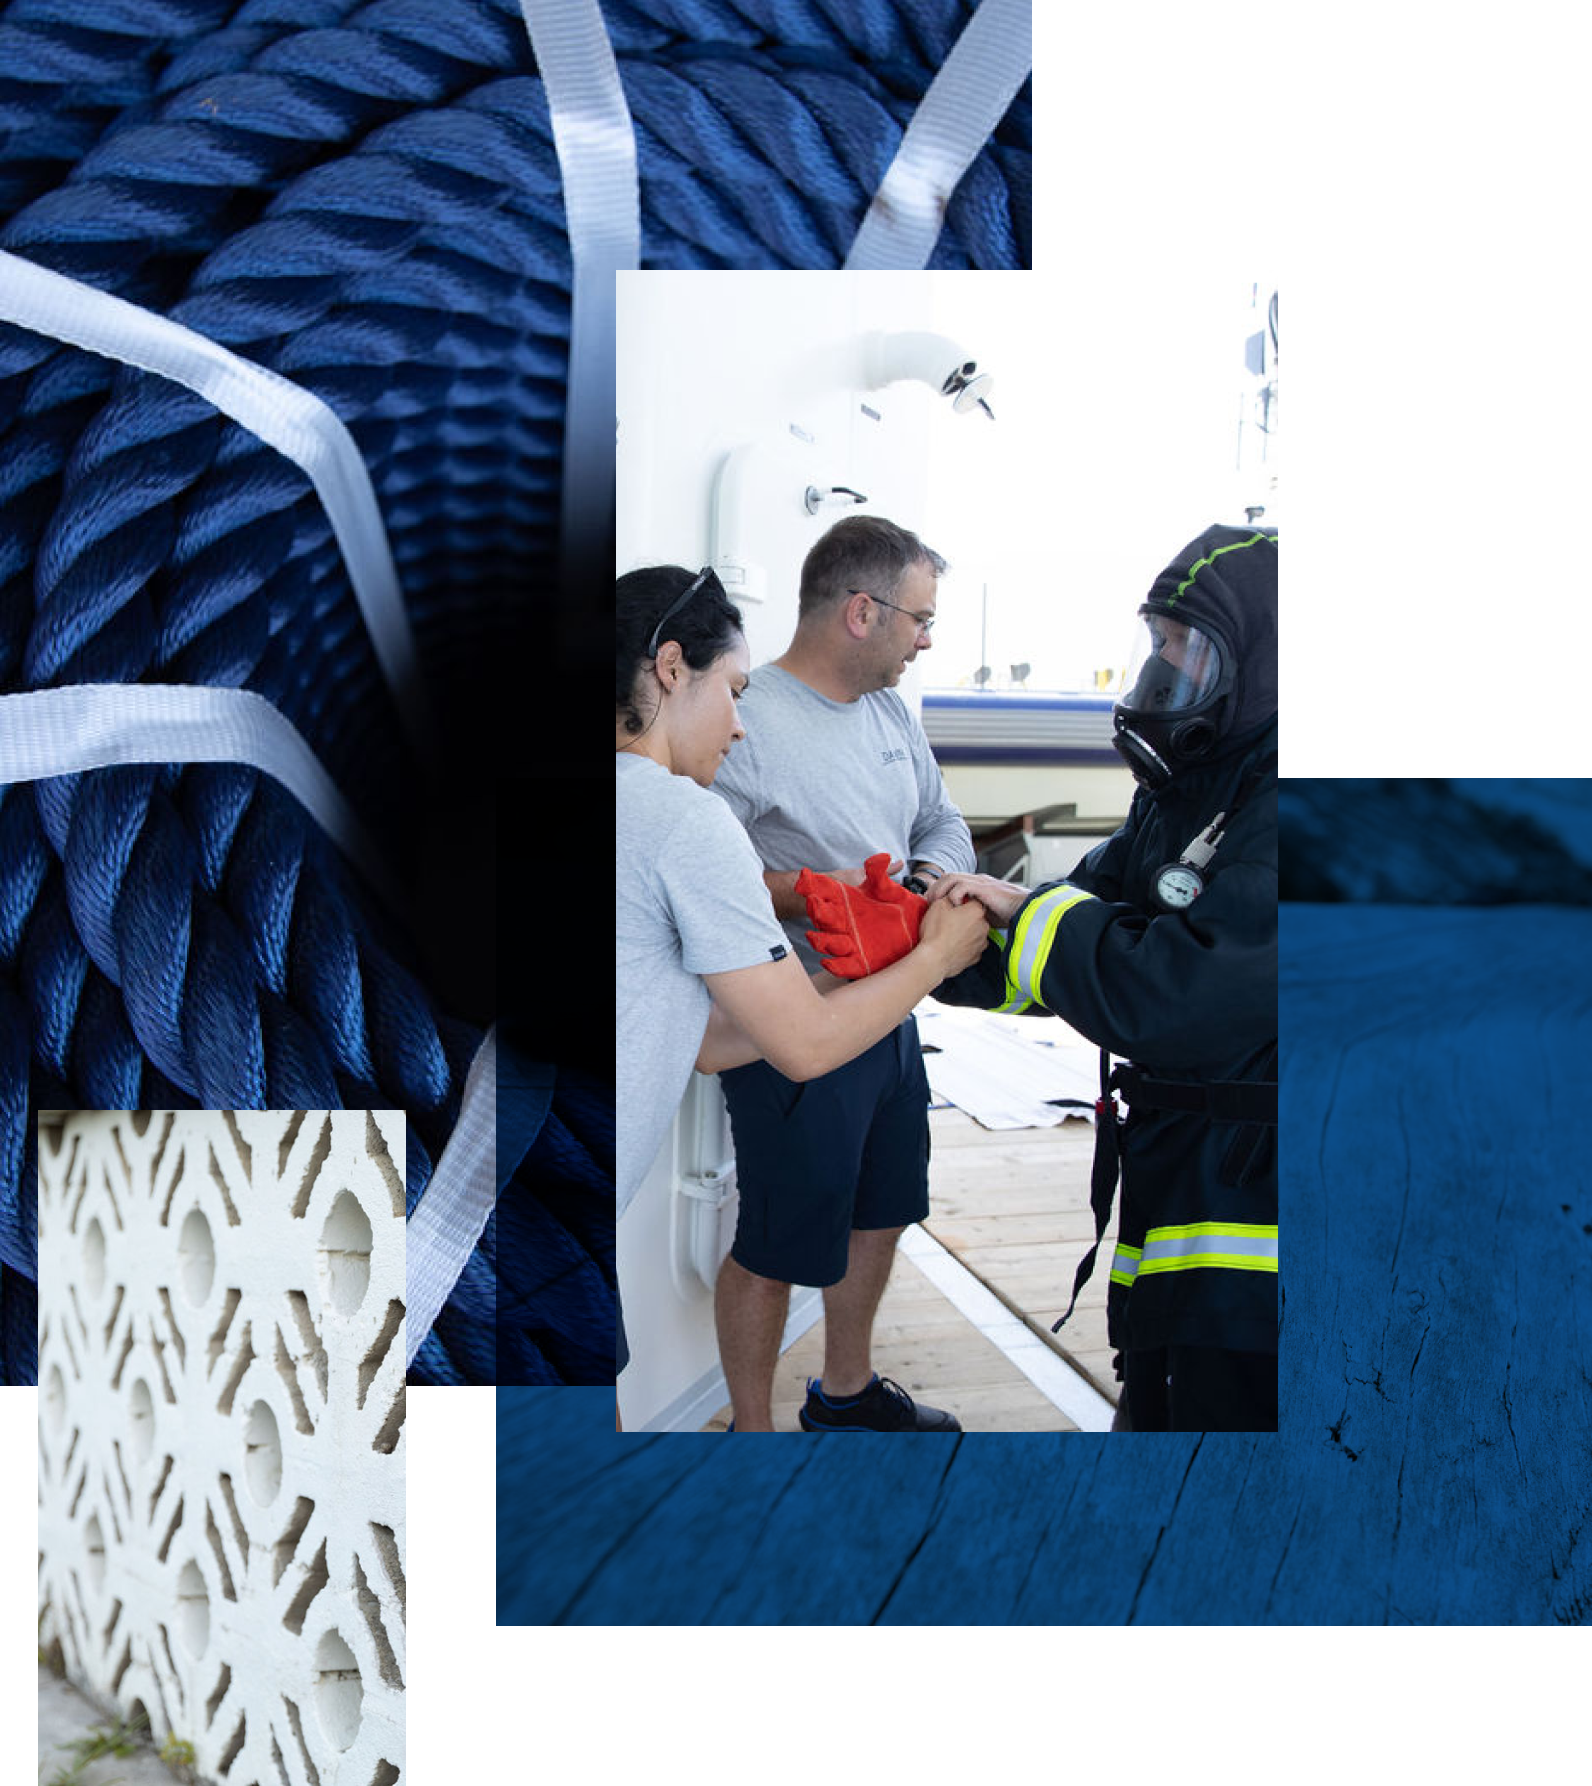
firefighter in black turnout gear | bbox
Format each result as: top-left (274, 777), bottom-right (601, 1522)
top-left (927, 524), bottom-right (1277, 1431)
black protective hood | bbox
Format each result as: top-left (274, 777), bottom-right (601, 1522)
top-left (1144, 523), bottom-right (1277, 740)
top-left (1114, 524), bottom-right (1277, 785)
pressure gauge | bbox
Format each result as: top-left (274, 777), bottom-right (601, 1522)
top-left (1153, 862), bottom-right (1206, 911)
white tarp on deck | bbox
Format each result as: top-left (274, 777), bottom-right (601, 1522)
top-left (916, 996), bottom-right (1101, 1129)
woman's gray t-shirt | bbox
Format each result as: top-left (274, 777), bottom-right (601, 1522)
top-left (616, 752), bottom-right (789, 1216)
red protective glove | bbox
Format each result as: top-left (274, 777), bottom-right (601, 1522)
top-left (796, 852), bottom-right (927, 979)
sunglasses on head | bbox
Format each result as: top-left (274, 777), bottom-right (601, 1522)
top-left (647, 566), bottom-right (715, 659)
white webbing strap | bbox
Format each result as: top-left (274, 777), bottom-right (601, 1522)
top-left (0, 683), bottom-right (399, 910)
top-left (844, 0), bottom-right (1032, 270)
top-left (406, 1026), bottom-right (509, 1368)
top-left (519, 0), bottom-right (639, 584)
top-left (0, 249), bottom-right (435, 762)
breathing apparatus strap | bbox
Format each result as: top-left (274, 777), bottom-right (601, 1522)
top-left (1052, 1047), bottom-right (1279, 1335)
top-left (1052, 1046), bottom-right (1122, 1333)
top-left (1110, 1067), bottom-right (1277, 1125)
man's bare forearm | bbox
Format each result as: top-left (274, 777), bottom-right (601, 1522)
top-left (762, 868), bottom-right (805, 921)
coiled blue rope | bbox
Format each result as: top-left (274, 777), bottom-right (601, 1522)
top-left (0, 0), bottom-right (1028, 1385)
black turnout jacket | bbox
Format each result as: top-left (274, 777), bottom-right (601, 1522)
top-left (936, 720), bottom-right (1277, 1357)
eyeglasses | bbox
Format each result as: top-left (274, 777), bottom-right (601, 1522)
top-left (647, 566), bottom-right (713, 658)
top-left (848, 589), bottom-right (936, 635)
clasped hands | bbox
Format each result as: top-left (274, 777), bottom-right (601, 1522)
top-left (797, 852), bottom-right (992, 980)
top-left (921, 870), bottom-right (1028, 927)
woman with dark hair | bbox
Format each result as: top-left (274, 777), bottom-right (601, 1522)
top-left (615, 564), bottom-right (988, 1424)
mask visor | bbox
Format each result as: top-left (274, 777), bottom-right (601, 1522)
top-left (1118, 609), bottom-right (1225, 715)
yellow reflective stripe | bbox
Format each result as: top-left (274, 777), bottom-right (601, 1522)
top-left (1005, 883), bottom-right (1096, 1009)
top-left (1137, 1222), bottom-right (1277, 1276)
top-left (1108, 1242), bottom-right (1141, 1287)
top-left (990, 923), bottom-right (1034, 1013)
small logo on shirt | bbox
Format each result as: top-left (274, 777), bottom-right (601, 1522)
top-left (769, 944), bottom-right (788, 961)
top-left (880, 747), bottom-right (908, 765)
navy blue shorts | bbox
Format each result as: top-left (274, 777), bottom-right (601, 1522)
top-left (720, 1017), bottom-right (930, 1288)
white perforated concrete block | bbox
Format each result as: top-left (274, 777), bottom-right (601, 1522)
top-left (38, 1111), bottom-right (406, 1786)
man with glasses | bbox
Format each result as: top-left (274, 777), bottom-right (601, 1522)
top-left (709, 515), bottom-right (975, 1430)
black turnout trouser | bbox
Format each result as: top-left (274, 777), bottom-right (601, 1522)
top-left (1120, 1344), bottom-right (1277, 1433)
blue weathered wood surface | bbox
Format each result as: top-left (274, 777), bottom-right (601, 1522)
top-left (1279, 779), bottom-right (1592, 903)
top-left (499, 903), bottom-right (1592, 1624)
top-left (1277, 903), bottom-right (1591, 1622)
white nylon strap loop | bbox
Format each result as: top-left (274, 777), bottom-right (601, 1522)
top-left (844, 0), bottom-right (1032, 270)
top-left (405, 1026), bottom-right (502, 1368)
top-left (0, 249), bottom-right (435, 761)
top-left (519, 0), bottom-right (639, 582)
top-left (0, 683), bottom-right (398, 909)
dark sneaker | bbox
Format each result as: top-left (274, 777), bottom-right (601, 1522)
top-left (798, 1374), bottom-right (962, 1431)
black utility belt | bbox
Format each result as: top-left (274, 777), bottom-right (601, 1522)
top-left (1112, 1065), bottom-right (1277, 1125)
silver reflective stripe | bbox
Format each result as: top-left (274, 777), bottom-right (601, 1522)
top-left (1138, 1226), bottom-right (1278, 1274)
top-left (1005, 883), bottom-right (1096, 1009)
top-left (984, 925), bottom-right (1033, 1014)
top-left (1109, 1245), bottom-right (1140, 1285)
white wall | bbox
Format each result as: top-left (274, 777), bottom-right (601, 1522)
top-left (618, 269), bottom-right (948, 678)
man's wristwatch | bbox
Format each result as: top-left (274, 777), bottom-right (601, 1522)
top-left (902, 866), bottom-right (942, 897)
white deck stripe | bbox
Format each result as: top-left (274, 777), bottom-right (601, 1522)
top-left (897, 1222), bottom-right (1115, 1431)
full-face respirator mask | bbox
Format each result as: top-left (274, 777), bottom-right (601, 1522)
top-left (1111, 607), bottom-right (1235, 790)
